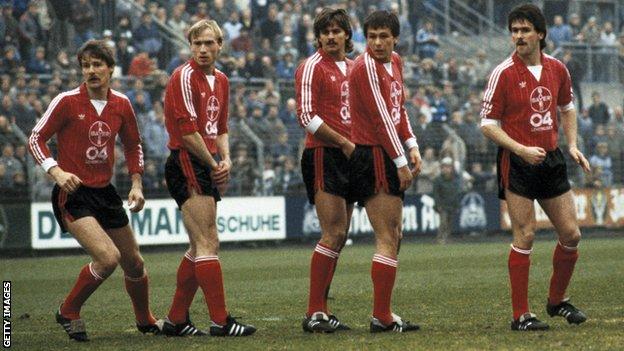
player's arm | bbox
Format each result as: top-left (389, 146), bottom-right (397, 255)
top-left (479, 67), bottom-right (545, 165)
top-left (118, 101), bottom-right (145, 211)
top-left (28, 95), bottom-right (82, 193)
top-left (171, 70), bottom-right (219, 170)
top-left (213, 133), bottom-right (231, 185)
top-left (558, 64), bottom-right (590, 173)
top-left (181, 132), bottom-right (219, 170)
top-left (560, 107), bottom-right (590, 173)
top-left (356, 57), bottom-right (411, 190)
top-left (295, 62), bottom-right (354, 157)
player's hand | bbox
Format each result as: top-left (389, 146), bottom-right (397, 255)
top-left (408, 147), bottom-right (422, 176)
top-left (341, 141), bottom-right (355, 159)
top-left (518, 146), bottom-right (546, 165)
top-left (211, 158), bottom-right (232, 185)
top-left (569, 146), bottom-right (591, 173)
top-left (50, 167), bottom-right (82, 194)
top-left (127, 187), bottom-right (145, 212)
top-left (397, 165), bottom-right (413, 192)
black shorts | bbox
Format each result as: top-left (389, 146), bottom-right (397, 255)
top-left (165, 149), bottom-right (221, 208)
top-left (348, 145), bottom-right (403, 206)
top-left (52, 184), bottom-right (129, 233)
top-left (301, 147), bottom-right (353, 204)
top-left (497, 147), bottom-right (571, 200)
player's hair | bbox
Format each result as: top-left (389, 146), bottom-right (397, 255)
top-left (77, 40), bottom-right (115, 68)
top-left (313, 8), bottom-right (353, 53)
top-left (187, 19), bottom-right (223, 45)
top-left (508, 4), bottom-right (547, 50)
top-left (363, 10), bottom-right (400, 38)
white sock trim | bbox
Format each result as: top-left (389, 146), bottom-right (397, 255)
top-left (510, 244), bottom-right (532, 255)
top-left (314, 244), bottom-right (339, 259)
top-left (558, 241), bottom-right (578, 251)
top-left (195, 255), bottom-right (219, 262)
top-left (184, 251), bottom-right (196, 261)
top-left (88, 262), bottom-right (104, 281)
top-left (372, 254), bottom-right (398, 267)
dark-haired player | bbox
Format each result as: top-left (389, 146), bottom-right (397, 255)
top-left (480, 4), bottom-right (590, 331)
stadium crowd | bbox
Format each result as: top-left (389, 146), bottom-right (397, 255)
top-left (1, 0), bottom-right (623, 200)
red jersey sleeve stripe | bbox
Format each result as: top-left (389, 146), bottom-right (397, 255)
top-left (29, 88), bottom-right (79, 164)
top-left (364, 54), bottom-right (403, 156)
top-left (300, 53), bottom-right (321, 126)
top-left (480, 58), bottom-right (513, 119)
top-left (181, 64), bottom-right (197, 120)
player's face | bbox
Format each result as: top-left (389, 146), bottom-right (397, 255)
top-left (318, 23), bottom-right (347, 59)
top-left (366, 27), bottom-right (397, 63)
top-left (510, 19), bottom-right (543, 57)
top-left (81, 55), bottom-right (113, 91)
top-left (190, 28), bottom-right (222, 72)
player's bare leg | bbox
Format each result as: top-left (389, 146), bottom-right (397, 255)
top-left (177, 192), bottom-right (256, 336)
top-left (538, 191), bottom-right (587, 324)
top-left (365, 192), bottom-right (419, 332)
top-left (107, 225), bottom-right (159, 332)
top-left (505, 189), bottom-right (548, 330)
top-left (56, 217), bottom-right (119, 341)
top-left (304, 190), bottom-right (352, 332)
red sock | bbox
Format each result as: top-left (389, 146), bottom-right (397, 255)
top-left (307, 243), bottom-right (339, 316)
top-left (195, 256), bottom-right (228, 325)
top-left (125, 272), bottom-right (157, 325)
top-left (60, 263), bottom-right (104, 319)
top-left (508, 246), bottom-right (531, 320)
top-left (168, 252), bottom-right (199, 324)
top-left (371, 254), bottom-right (397, 325)
top-left (548, 242), bottom-right (579, 305)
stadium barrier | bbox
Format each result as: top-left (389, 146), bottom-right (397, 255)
top-left (2, 188), bottom-right (622, 251)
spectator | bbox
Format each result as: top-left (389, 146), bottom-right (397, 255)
top-left (588, 91), bottom-right (610, 126)
top-left (0, 143), bottom-right (21, 180)
top-left (51, 49), bottom-right (73, 75)
top-left (277, 35), bottom-right (299, 62)
top-left (0, 114), bottom-right (26, 147)
top-left (270, 131), bottom-right (293, 160)
top-left (412, 112), bottom-right (431, 150)
top-left (549, 15), bottom-right (571, 48)
top-left (473, 50), bottom-right (491, 86)
top-left (433, 157), bottom-right (462, 244)
top-left (222, 10), bottom-right (242, 41)
top-left (128, 50), bottom-right (155, 78)
top-left (113, 14), bottom-right (133, 42)
top-left (611, 106), bottom-right (624, 135)
top-left (276, 52), bottom-right (296, 79)
top-left (259, 4), bottom-right (282, 49)
top-left (414, 147), bottom-right (440, 194)
top-left (18, 1), bottom-right (42, 59)
top-left (257, 80), bottom-right (281, 106)
top-left (230, 143), bottom-right (258, 196)
top-left (13, 91), bottom-right (37, 133)
top-left (230, 27), bottom-right (252, 57)
top-left (167, 3), bottom-right (188, 37)
top-left (430, 88), bottom-right (449, 123)
top-left (275, 156), bottom-right (303, 195)
top-left (133, 12), bottom-right (162, 56)
top-left (115, 36), bottom-right (135, 75)
top-left (562, 50), bottom-right (584, 110)
top-left (2, 4), bottom-right (19, 49)
top-left (580, 16), bottom-right (600, 44)
top-left (416, 20), bottom-right (439, 59)
top-left (70, 0), bottom-right (95, 48)
top-left (209, 0), bottom-right (231, 28)
top-left (26, 45), bottom-right (51, 74)
top-left (589, 142), bottom-right (613, 187)
top-left (166, 48), bottom-right (190, 74)
top-left (568, 13), bottom-right (582, 40)
top-left (600, 21), bottom-right (617, 46)
top-left (1, 45), bottom-right (21, 75)
top-left (141, 101), bottom-right (168, 163)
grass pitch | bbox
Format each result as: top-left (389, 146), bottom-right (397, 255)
top-left (3, 236), bottom-right (623, 350)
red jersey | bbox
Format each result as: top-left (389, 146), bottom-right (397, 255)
top-left (295, 49), bottom-right (352, 148)
top-left (349, 50), bottom-right (416, 166)
top-left (480, 52), bottom-right (574, 151)
top-left (29, 83), bottom-right (144, 187)
top-left (164, 59), bottom-right (229, 154)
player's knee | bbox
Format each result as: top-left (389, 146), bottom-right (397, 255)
top-left (125, 255), bottom-right (145, 278)
top-left (560, 228), bottom-right (581, 247)
top-left (97, 250), bottom-right (121, 277)
top-left (320, 231), bottom-right (346, 251)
